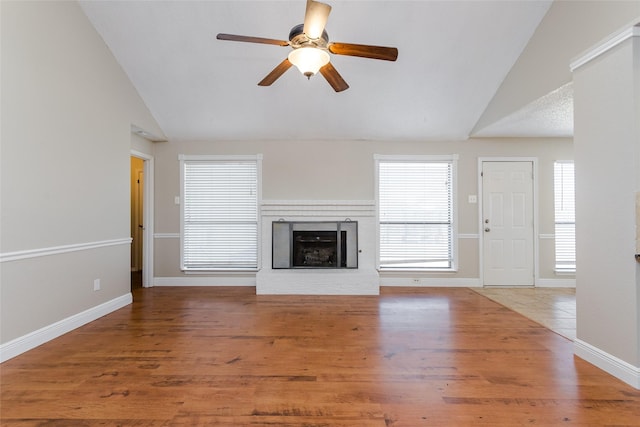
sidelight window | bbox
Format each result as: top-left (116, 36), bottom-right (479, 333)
top-left (554, 161), bottom-right (575, 272)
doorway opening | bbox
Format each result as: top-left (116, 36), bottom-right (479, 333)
top-left (130, 151), bottom-right (154, 289)
top-left (131, 156), bottom-right (144, 289)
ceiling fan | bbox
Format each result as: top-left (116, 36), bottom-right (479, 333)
top-left (216, 0), bottom-right (398, 92)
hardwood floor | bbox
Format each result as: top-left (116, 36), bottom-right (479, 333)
top-left (2, 287), bottom-right (639, 426)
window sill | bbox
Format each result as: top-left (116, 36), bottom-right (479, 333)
top-left (378, 268), bottom-right (458, 274)
top-left (182, 269), bottom-right (258, 275)
top-left (554, 269), bottom-right (576, 276)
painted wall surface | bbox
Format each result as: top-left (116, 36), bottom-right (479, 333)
top-left (0, 1), bottom-right (162, 344)
top-left (476, 0), bottom-right (640, 132)
top-left (573, 36), bottom-right (640, 366)
top-left (152, 138), bottom-right (573, 282)
top-left (131, 133), bottom-right (154, 156)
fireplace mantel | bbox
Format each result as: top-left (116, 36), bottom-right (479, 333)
top-left (261, 200), bottom-right (376, 218)
top-left (257, 200), bottom-right (379, 295)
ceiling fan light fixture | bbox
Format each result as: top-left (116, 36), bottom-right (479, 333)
top-left (288, 47), bottom-right (330, 78)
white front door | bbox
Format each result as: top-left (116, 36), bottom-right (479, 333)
top-left (482, 161), bottom-right (534, 286)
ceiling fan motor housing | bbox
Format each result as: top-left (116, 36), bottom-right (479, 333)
top-left (289, 23), bottom-right (329, 49)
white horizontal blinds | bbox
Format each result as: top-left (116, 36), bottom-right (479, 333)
top-left (183, 160), bottom-right (258, 270)
top-left (379, 161), bottom-right (453, 269)
top-left (554, 161), bottom-right (576, 271)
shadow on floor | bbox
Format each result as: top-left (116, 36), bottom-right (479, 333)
top-left (131, 270), bottom-right (143, 290)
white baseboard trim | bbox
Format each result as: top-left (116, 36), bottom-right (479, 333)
top-left (536, 278), bottom-right (576, 288)
top-left (380, 277), bottom-right (482, 287)
top-left (0, 293), bottom-right (132, 363)
top-left (574, 338), bottom-right (640, 389)
top-left (153, 276), bottom-right (256, 286)
top-left (153, 276), bottom-right (568, 289)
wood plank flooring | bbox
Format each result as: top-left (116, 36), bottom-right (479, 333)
top-left (2, 286), bottom-right (639, 426)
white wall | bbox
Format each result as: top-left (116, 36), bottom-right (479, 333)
top-left (572, 27), bottom-right (640, 387)
top-left (0, 1), bottom-right (162, 353)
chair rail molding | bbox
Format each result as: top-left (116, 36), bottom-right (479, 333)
top-left (0, 238), bottom-right (132, 263)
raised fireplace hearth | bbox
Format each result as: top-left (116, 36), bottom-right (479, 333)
top-left (272, 221), bottom-right (357, 269)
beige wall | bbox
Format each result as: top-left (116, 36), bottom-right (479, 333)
top-left (1, 1), bottom-right (162, 344)
top-left (152, 137), bottom-right (573, 282)
top-left (573, 32), bottom-right (640, 369)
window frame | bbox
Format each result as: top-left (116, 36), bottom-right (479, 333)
top-left (554, 160), bottom-right (576, 273)
top-left (374, 154), bottom-right (458, 272)
top-left (179, 154), bottom-right (262, 272)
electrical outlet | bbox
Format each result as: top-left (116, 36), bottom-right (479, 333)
top-left (412, 278), bottom-right (420, 284)
top-left (93, 278), bottom-right (101, 291)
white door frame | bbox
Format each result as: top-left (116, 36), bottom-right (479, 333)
top-left (477, 157), bottom-right (539, 287)
top-left (131, 150), bottom-right (154, 288)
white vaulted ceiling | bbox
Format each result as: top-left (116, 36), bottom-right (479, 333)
top-left (79, 0), bottom-right (556, 142)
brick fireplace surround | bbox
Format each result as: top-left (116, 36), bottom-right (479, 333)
top-left (256, 200), bottom-right (379, 295)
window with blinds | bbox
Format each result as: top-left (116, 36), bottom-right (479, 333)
top-left (180, 155), bottom-right (261, 271)
top-left (376, 156), bottom-right (456, 270)
top-left (554, 161), bottom-right (575, 272)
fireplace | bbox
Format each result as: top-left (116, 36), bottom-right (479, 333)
top-left (293, 230), bottom-right (342, 267)
top-left (272, 221), bottom-right (358, 269)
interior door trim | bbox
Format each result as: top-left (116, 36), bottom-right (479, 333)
top-left (131, 150), bottom-right (154, 288)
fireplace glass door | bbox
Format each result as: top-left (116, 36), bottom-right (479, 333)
top-left (272, 221), bottom-right (357, 269)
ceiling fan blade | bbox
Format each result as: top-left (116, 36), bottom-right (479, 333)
top-left (303, 0), bottom-right (331, 40)
top-left (319, 62), bottom-right (349, 92)
top-left (328, 42), bottom-right (398, 61)
top-left (217, 33), bottom-right (289, 47)
top-left (258, 58), bottom-right (293, 86)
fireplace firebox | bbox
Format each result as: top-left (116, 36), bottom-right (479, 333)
top-left (272, 221), bottom-right (357, 269)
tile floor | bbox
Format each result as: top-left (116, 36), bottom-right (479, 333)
top-left (472, 287), bottom-right (576, 340)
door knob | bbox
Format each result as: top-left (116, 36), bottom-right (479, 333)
top-left (484, 227), bottom-right (490, 232)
